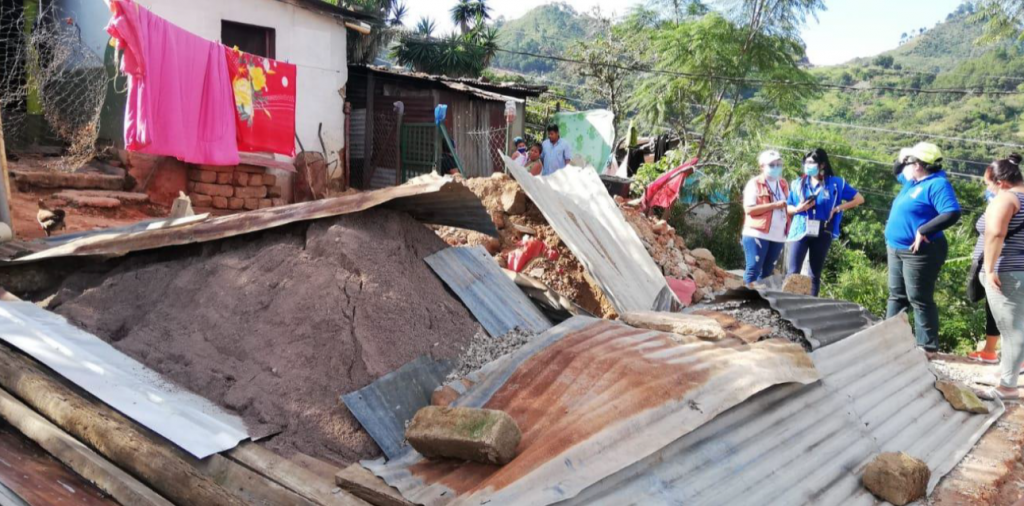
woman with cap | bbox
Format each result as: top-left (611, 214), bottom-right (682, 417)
top-left (785, 148), bottom-right (865, 296)
top-left (510, 137), bottom-right (528, 167)
top-left (978, 154), bottom-right (1024, 400)
top-left (741, 150), bottom-right (790, 285)
top-left (885, 142), bottom-right (962, 352)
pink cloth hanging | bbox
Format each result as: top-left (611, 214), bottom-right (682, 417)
top-left (642, 157), bottom-right (699, 212)
top-left (107, 1), bottom-right (239, 166)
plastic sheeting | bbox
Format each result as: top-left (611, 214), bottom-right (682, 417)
top-left (553, 110), bottom-right (615, 172)
top-left (562, 314), bottom-right (1003, 505)
top-left (365, 315), bottom-right (820, 506)
top-left (504, 154), bottom-right (678, 314)
top-left (0, 302), bottom-right (250, 459)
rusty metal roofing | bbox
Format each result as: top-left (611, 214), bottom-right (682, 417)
top-left (559, 314), bottom-right (1003, 506)
top-left (6, 175), bottom-right (496, 263)
top-left (714, 282), bottom-right (879, 349)
top-left (426, 246), bottom-right (551, 338)
top-left (357, 65), bottom-right (548, 97)
top-left (503, 155), bottom-right (679, 315)
top-left (364, 316), bottom-right (820, 506)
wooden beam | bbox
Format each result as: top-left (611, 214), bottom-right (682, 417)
top-left (335, 464), bottom-right (414, 506)
top-left (0, 343), bottom-right (248, 506)
top-left (226, 443), bottom-right (370, 506)
top-left (0, 107), bottom-right (15, 234)
top-left (0, 387), bottom-right (172, 506)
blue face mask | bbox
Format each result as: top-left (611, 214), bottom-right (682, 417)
top-left (767, 166), bottom-right (783, 179)
top-left (517, 147), bottom-right (527, 154)
top-left (803, 164), bottom-right (819, 177)
top-left (985, 189), bottom-right (997, 202)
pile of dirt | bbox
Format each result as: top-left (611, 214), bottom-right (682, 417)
top-left (434, 174), bottom-right (616, 317)
top-left (47, 208), bottom-right (481, 465)
top-left (434, 173), bottom-right (733, 315)
top-left (616, 199), bottom-right (733, 302)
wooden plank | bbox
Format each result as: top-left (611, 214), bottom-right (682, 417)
top-left (0, 421), bottom-right (118, 506)
top-left (335, 464), bottom-right (414, 506)
top-left (289, 453), bottom-right (343, 482)
top-left (225, 443), bottom-right (369, 506)
top-left (0, 387), bottom-right (172, 506)
top-left (0, 343), bottom-right (247, 506)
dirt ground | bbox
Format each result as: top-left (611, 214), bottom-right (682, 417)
top-left (47, 209), bottom-right (482, 466)
top-left (931, 355), bottom-right (1024, 505)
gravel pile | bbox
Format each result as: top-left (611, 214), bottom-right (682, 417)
top-left (447, 327), bottom-right (536, 381)
top-left (703, 299), bottom-right (809, 349)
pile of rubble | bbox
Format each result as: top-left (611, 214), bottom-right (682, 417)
top-left (434, 173), bottom-right (734, 314)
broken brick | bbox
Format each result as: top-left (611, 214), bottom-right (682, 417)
top-left (216, 172), bottom-right (231, 185)
top-left (228, 197), bottom-right (245, 210)
top-left (232, 172), bottom-right (249, 187)
top-left (406, 406), bottom-right (521, 465)
top-left (235, 185), bottom-right (267, 199)
top-left (188, 169), bottom-right (217, 184)
top-left (248, 174), bottom-right (264, 186)
top-left (212, 196), bottom-right (229, 209)
top-left (188, 193), bottom-right (213, 207)
top-left (192, 183), bottom-right (234, 197)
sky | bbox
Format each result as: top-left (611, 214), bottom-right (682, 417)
top-left (402, 0), bottom-right (968, 66)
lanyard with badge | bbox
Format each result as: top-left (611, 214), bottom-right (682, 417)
top-left (802, 178), bottom-right (823, 238)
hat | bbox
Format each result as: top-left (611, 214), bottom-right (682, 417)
top-left (758, 150), bottom-right (782, 166)
top-left (900, 142), bottom-right (943, 166)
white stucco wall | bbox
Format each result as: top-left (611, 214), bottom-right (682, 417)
top-left (58, 0), bottom-right (348, 160)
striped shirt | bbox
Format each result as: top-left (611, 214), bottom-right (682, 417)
top-left (974, 192), bottom-right (1024, 272)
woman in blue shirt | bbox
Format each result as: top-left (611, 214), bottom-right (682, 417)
top-left (786, 149), bottom-right (865, 296)
top-left (884, 142), bottom-right (962, 352)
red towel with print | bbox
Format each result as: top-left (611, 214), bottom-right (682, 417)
top-left (224, 47), bottom-right (297, 156)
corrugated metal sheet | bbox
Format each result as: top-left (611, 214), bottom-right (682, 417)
top-left (6, 175), bottom-right (496, 263)
top-left (502, 269), bottom-right (592, 324)
top-left (0, 302), bottom-right (250, 459)
top-left (559, 314), bottom-right (1003, 506)
top-left (365, 316), bottom-right (820, 506)
top-left (342, 356), bottom-right (453, 461)
top-left (503, 155), bottom-right (679, 315)
top-left (426, 246), bottom-right (551, 337)
top-left (715, 283), bottom-right (879, 349)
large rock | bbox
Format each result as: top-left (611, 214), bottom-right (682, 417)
top-left (935, 380), bottom-right (989, 414)
top-left (501, 189), bottom-right (527, 215)
top-left (406, 406), bottom-right (521, 465)
top-left (620, 311), bottom-right (726, 341)
top-left (862, 452), bottom-right (930, 506)
top-left (781, 274), bottom-right (813, 295)
top-left (690, 248), bottom-right (715, 263)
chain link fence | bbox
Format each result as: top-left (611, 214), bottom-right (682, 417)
top-left (0, 2), bottom-right (109, 171)
top-left (365, 110), bottom-right (400, 188)
top-left (463, 126), bottom-right (509, 176)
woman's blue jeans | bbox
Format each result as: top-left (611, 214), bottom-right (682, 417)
top-left (742, 236), bottom-right (785, 284)
top-left (787, 233), bottom-right (834, 296)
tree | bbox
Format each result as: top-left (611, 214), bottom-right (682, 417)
top-left (416, 17), bottom-right (436, 37)
top-left (873, 54), bottom-right (895, 68)
top-left (451, 0), bottom-right (491, 34)
top-left (391, 25), bottom-right (498, 77)
top-left (343, 0), bottom-right (406, 63)
top-left (972, 0), bottom-right (1024, 44)
top-left (562, 12), bottom-right (648, 124)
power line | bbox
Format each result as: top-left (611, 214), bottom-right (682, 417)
top-left (771, 115), bottom-right (1024, 150)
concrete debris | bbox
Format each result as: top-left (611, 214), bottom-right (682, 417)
top-left (702, 299), bottom-right (809, 349)
top-left (620, 311), bottom-right (726, 341)
top-left (406, 406), bottom-right (522, 465)
top-left (447, 328), bottom-right (536, 383)
top-left (862, 452), bottom-right (930, 506)
top-left (935, 380), bottom-right (990, 415)
top-left (781, 274), bottom-right (813, 295)
top-left (501, 188), bottom-right (527, 215)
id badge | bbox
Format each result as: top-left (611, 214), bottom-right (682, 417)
top-left (806, 219), bottom-right (821, 238)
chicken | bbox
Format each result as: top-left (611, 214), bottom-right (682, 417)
top-left (37, 205), bottom-right (67, 237)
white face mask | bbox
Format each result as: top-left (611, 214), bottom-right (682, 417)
top-left (902, 164), bottom-right (916, 181)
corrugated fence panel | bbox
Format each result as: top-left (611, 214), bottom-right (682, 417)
top-left (559, 314), bottom-right (1002, 506)
top-left (425, 246), bottom-right (551, 337)
top-left (503, 155), bottom-right (678, 314)
top-left (366, 316), bottom-right (820, 506)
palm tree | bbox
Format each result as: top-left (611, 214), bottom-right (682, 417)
top-left (475, 25), bottom-right (500, 67)
top-left (416, 17), bottom-right (436, 37)
top-left (469, 1), bottom-right (492, 24)
top-left (389, 2), bottom-right (408, 27)
top-left (451, 0), bottom-right (474, 34)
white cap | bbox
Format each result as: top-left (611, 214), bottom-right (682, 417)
top-left (758, 150), bottom-right (782, 167)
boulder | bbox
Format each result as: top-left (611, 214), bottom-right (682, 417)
top-left (406, 406), bottom-right (521, 465)
top-left (935, 380), bottom-right (989, 414)
top-left (862, 452), bottom-right (930, 506)
top-left (691, 248), bottom-right (715, 263)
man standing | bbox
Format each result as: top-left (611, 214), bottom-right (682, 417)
top-left (541, 124), bottom-right (573, 175)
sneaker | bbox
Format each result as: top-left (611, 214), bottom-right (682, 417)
top-left (969, 351), bottom-right (999, 364)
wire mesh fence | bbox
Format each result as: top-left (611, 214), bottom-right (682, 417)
top-left (0, 2), bottom-right (110, 171)
top-left (463, 126), bottom-right (509, 175)
top-left (365, 110), bottom-right (400, 187)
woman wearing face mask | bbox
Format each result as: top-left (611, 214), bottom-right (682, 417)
top-left (885, 142), bottom-right (962, 353)
top-left (969, 166), bottom-right (1007, 364)
top-left (741, 150), bottom-right (790, 285)
top-left (978, 154), bottom-right (1024, 400)
top-left (510, 137), bottom-right (529, 167)
top-left (785, 148), bottom-right (865, 296)
top-left (525, 143), bottom-right (543, 176)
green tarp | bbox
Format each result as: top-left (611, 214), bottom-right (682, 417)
top-left (554, 109), bottom-right (615, 173)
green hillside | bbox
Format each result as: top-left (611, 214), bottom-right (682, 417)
top-left (492, 3), bottom-right (596, 75)
top-left (867, 3), bottom-right (991, 71)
